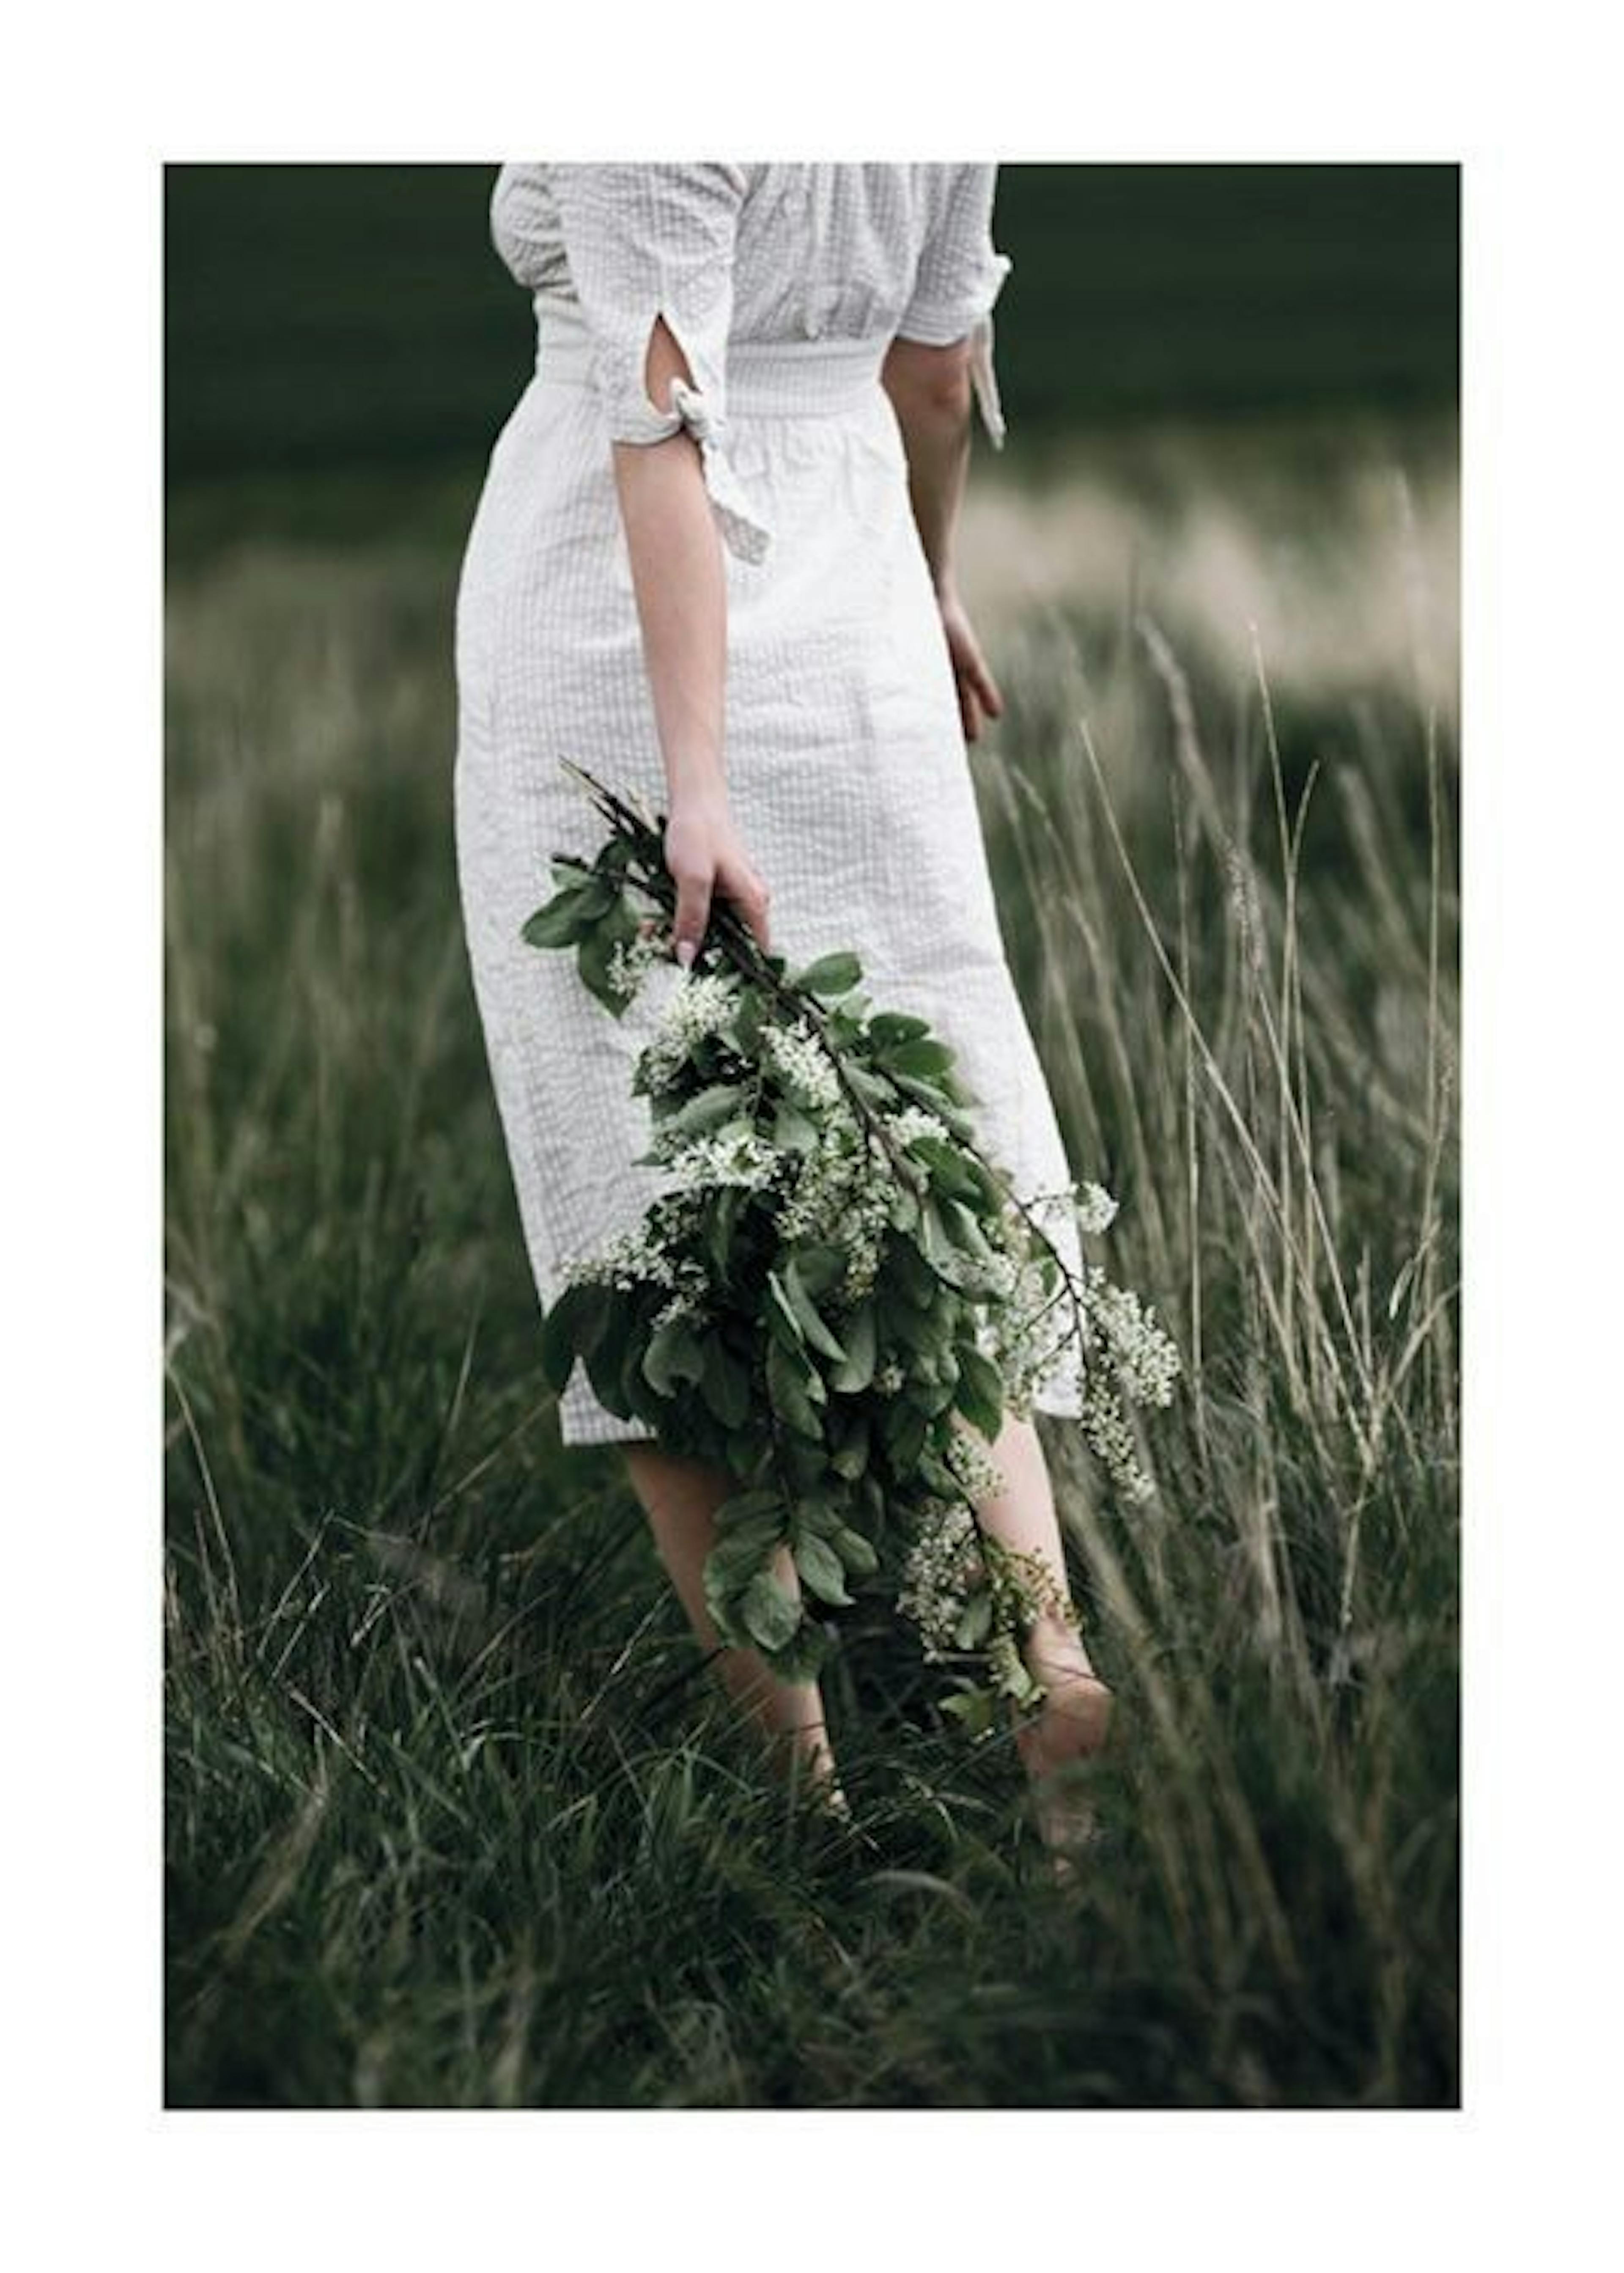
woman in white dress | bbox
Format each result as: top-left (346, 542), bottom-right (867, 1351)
top-left (454, 162), bottom-right (1110, 1844)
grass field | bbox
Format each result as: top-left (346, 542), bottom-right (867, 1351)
top-left (164, 418), bottom-right (1459, 2107)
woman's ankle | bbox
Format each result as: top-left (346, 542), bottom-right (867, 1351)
top-left (1022, 1611), bottom-right (1100, 1693)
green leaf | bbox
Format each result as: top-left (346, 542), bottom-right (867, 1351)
top-left (917, 1197), bottom-right (963, 1277)
top-left (771, 1100), bottom-right (819, 1153)
top-left (995, 1655), bottom-right (1044, 1707)
top-left (730, 990), bottom-right (765, 1057)
top-left (582, 1329), bottom-right (636, 1418)
top-left (653, 1083), bottom-right (748, 1141)
top-left (722, 1438), bottom-right (760, 1485)
top-left (917, 1450), bottom-right (963, 1499)
top-left (942, 1198), bottom-right (996, 1260)
top-left (941, 1688), bottom-right (998, 1739)
top-left (914, 1205), bottom-right (977, 1293)
top-left (887, 1237), bottom-right (938, 1308)
top-left (764, 1270), bottom-right (807, 1353)
top-left (699, 1337), bottom-right (751, 1428)
top-left (703, 1185), bottom-right (748, 1278)
top-left (767, 1337), bottom-right (825, 1439)
top-left (887, 1291), bottom-right (936, 1357)
top-left (843, 1061), bottom-right (897, 1110)
top-left (888, 1036), bottom-right (956, 1079)
top-left (768, 1623), bottom-right (832, 1683)
top-left (829, 1303), bottom-right (876, 1394)
top-left (704, 1560), bottom-right (749, 1646)
top-left (917, 1372), bottom-right (959, 1418)
top-left (538, 1281), bottom-right (602, 1393)
top-left (792, 951), bottom-right (863, 998)
top-left (521, 886), bottom-right (592, 950)
top-left (575, 873), bottom-right (620, 917)
top-left (953, 1342), bottom-right (1005, 1440)
top-left (791, 1243), bottom-right (845, 1298)
top-left (779, 1429), bottom-right (831, 1495)
top-left (896, 1072), bottom-right (974, 1121)
top-left (577, 914), bottom-right (635, 1017)
top-left (906, 1133), bottom-right (980, 1201)
top-left (740, 1570), bottom-right (802, 1654)
top-left (881, 1396), bottom-right (929, 1473)
top-left (869, 1011), bottom-right (931, 1048)
top-left (831, 1525), bottom-right (879, 1578)
top-left (642, 1315), bottom-right (705, 1398)
top-left (715, 1487), bottom-right (782, 1531)
top-left (793, 1533), bottom-right (853, 1608)
top-left (702, 1565), bottom-right (732, 1628)
top-left (953, 1592), bottom-right (995, 1649)
top-left (887, 1183), bottom-right (922, 1233)
top-left (708, 1513), bottom-right (785, 1576)
top-left (829, 1408), bottom-right (870, 1480)
top-left (782, 1258), bottom-right (847, 1363)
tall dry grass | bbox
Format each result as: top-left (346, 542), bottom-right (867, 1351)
top-left (165, 430), bottom-right (1457, 2106)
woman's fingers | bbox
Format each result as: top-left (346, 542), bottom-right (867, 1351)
top-left (669, 858), bottom-right (713, 969)
top-left (972, 649), bottom-right (1004, 719)
top-left (957, 644), bottom-right (1003, 742)
top-left (668, 855), bottom-right (771, 966)
top-left (663, 800), bottom-right (772, 966)
top-left (941, 595), bottom-right (1004, 745)
top-left (720, 859), bottom-right (772, 951)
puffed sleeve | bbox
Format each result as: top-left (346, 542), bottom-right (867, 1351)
top-left (548, 162), bottom-right (771, 565)
top-left (895, 163), bottom-right (1014, 451)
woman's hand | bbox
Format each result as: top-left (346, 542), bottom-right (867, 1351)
top-left (938, 583), bottom-right (1004, 744)
top-left (664, 789), bottom-right (773, 966)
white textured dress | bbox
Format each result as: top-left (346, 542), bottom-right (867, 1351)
top-left (454, 162), bottom-right (1086, 1446)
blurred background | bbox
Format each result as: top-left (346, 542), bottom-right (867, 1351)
top-left (167, 162), bottom-right (1456, 522)
top-left (165, 166), bottom-right (1459, 2111)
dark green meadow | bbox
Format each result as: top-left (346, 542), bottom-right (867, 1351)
top-left (165, 165), bottom-right (1457, 2108)
top-left (164, 461), bottom-right (1457, 2107)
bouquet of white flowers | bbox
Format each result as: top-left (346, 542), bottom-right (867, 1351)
top-left (523, 764), bottom-right (1180, 1737)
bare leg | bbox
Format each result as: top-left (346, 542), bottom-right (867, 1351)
top-left (623, 1441), bottom-right (845, 1811)
top-left (970, 1413), bottom-right (1113, 1852)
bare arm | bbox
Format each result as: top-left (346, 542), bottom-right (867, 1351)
top-left (881, 335), bottom-right (1005, 743)
top-left (612, 315), bottom-right (771, 965)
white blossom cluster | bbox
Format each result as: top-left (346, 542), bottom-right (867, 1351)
top-left (889, 1103), bottom-right (954, 1151)
top-left (650, 1263), bottom-right (713, 1331)
top-left (773, 1105), bottom-right (894, 1300)
top-left (1025, 1177), bottom-right (1120, 1239)
top-left (605, 924), bottom-right (670, 1003)
top-left (944, 1415), bottom-right (1006, 1501)
top-left (560, 1201), bottom-right (717, 1331)
top-left (973, 1247), bottom-right (1020, 1301)
top-left (557, 1214), bottom-right (681, 1294)
top-left (1073, 1181), bottom-right (1120, 1236)
top-left (1080, 1370), bottom-right (1154, 1501)
top-left (896, 1500), bottom-right (984, 1661)
top-left (1085, 1267), bottom-right (1181, 1407)
top-left (897, 1498), bottom-right (1080, 1687)
top-left (987, 1252), bottom-right (1080, 1417)
top-left (633, 971), bottom-right (743, 1093)
top-left (759, 1018), bottom-right (841, 1112)
top-left (658, 1122), bottom-right (783, 1196)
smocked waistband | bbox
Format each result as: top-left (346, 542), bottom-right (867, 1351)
top-left (532, 297), bottom-right (889, 416)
